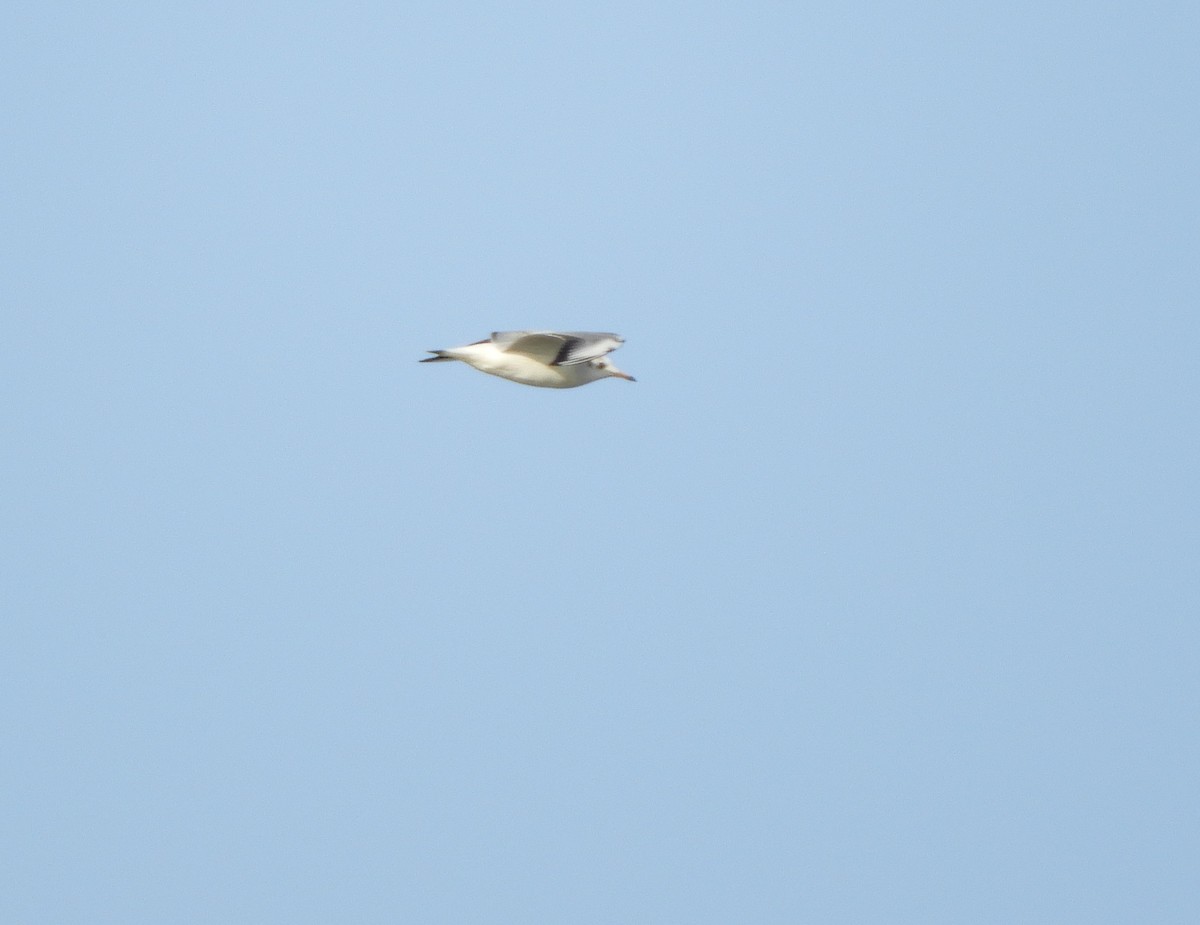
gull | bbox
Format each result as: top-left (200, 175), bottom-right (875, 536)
top-left (420, 331), bottom-right (636, 388)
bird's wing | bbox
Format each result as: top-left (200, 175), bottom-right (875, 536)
top-left (492, 331), bottom-right (624, 366)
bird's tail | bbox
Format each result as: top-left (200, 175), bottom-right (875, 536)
top-left (420, 351), bottom-right (455, 363)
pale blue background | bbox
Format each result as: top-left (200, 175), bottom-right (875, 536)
top-left (3, 2), bottom-right (1198, 922)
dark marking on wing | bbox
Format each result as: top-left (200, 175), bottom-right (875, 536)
top-left (551, 336), bottom-right (583, 366)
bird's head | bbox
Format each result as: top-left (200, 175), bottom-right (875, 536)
top-left (589, 358), bottom-right (636, 381)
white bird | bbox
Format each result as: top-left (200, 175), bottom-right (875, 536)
top-left (421, 331), bottom-right (636, 389)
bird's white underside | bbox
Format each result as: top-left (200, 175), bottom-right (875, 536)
top-left (448, 343), bottom-right (605, 388)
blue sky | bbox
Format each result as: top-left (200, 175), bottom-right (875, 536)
top-left (3, 2), bottom-right (1198, 922)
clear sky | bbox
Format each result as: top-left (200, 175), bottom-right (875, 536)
top-left (4, 2), bottom-right (1198, 922)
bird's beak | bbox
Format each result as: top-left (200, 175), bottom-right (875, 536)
top-left (613, 371), bottom-right (636, 381)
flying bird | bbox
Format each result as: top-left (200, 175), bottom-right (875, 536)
top-left (420, 331), bottom-right (636, 388)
